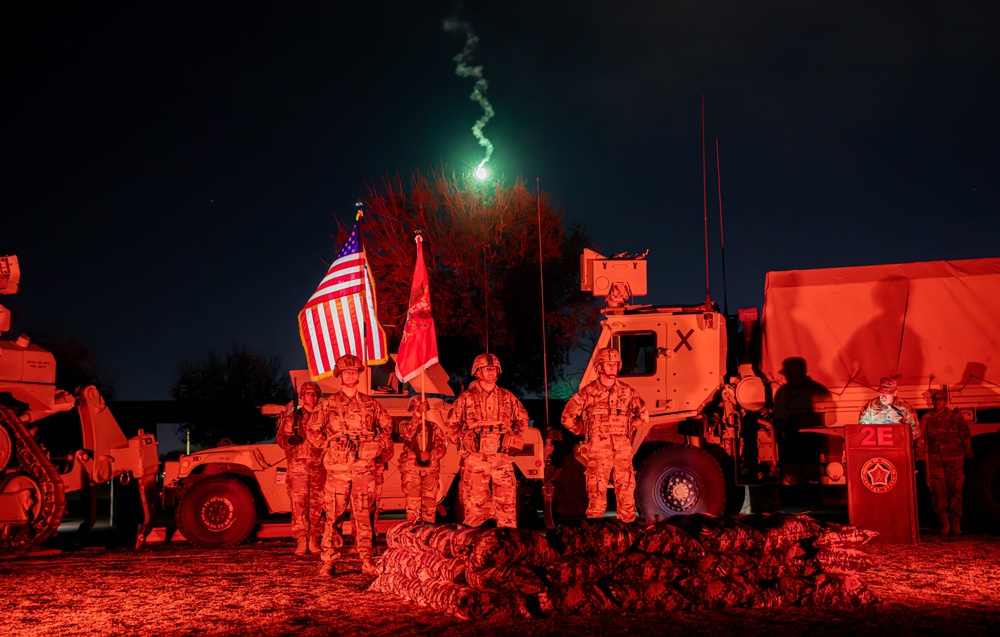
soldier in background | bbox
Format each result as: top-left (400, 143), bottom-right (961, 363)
top-left (399, 396), bottom-right (448, 523)
top-left (917, 389), bottom-right (973, 534)
top-left (307, 355), bottom-right (393, 576)
top-left (561, 347), bottom-right (648, 523)
top-left (858, 377), bottom-right (919, 438)
top-left (275, 381), bottom-right (325, 556)
top-left (444, 353), bottom-right (528, 528)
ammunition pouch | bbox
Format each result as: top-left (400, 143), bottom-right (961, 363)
top-left (358, 440), bottom-right (382, 461)
top-left (502, 433), bottom-right (524, 453)
top-left (608, 414), bottom-right (630, 436)
top-left (478, 432), bottom-right (501, 454)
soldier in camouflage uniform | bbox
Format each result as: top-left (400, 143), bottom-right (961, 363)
top-left (444, 354), bottom-right (529, 528)
top-left (916, 389), bottom-right (973, 534)
top-left (275, 380), bottom-right (326, 556)
top-left (858, 377), bottom-right (919, 439)
top-left (400, 397), bottom-right (448, 523)
top-left (561, 347), bottom-right (648, 523)
top-left (307, 355), bottom-right (393, 575)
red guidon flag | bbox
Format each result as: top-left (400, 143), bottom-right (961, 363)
top-left (395, 234), bottom-right (439, 383)
top-left (298, 217), bottom-right (388, 378)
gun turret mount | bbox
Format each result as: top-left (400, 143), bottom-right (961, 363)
top-left (580, 248), bottom-right (648, 309)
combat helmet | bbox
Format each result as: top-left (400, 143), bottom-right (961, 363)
top-left (299, 381), bottom-right (321, 397)
top-left (333, 354), bottom-right (366, 378)
top-left (595, 347), bottom-right (622, 371)
top-left (472, 353), bottom-right (502, 379)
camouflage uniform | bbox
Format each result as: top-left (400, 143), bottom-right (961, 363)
top-left (916, 392), bottom-right (973, 533)
top-left (307, 388), bottom-right (393, 566)
top-left (445, 376), bottom-right (529, 528)
top-left (399, 405), bottom-right (447, 523)
top-left (562, 375), bottom-right (648, 522)
top-left (275, 398), bottom-right (325, 549)
top-left (857, 378), bottom-right (919, 439)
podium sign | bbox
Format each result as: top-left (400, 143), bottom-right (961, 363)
top-left (844, 423), bottom-right (920, 544)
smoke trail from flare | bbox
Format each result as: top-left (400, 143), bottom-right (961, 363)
top-left (443, 16), bottom-right (494, 172)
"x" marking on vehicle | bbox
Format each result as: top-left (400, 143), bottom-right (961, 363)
top-left (674, 328), bottom-right (694, 352)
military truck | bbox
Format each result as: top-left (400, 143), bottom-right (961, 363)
top-left (0, 255), bottom-right (160, 554)
top-left (572, 249), bottom-right (1000, 526)
top-left (161, 363), bottom-right (547, 548)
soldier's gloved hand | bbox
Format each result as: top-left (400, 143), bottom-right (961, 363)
top-left (408, 397), bottom-right (431, 416)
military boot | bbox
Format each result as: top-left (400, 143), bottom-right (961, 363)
top-left (938, 513), bottom-right (951, 535)
top-left (950, 515), bottom-right (962, 535)
top-left (307, 536), bottom-right (322, 554)
top-left (318, 559), bottom-right (336, 576)
top-left (295, 537), bottom-right (308, 556)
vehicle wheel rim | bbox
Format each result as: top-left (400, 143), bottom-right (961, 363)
top-left (0, 473), bottom-right (43, 519)
top-left (656, 468), bottom-right (702, 513)
top-left (200, 496), bottom-right (235, 531)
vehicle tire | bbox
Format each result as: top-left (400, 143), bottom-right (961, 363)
top-left (175, 476), bottom-right (256, 548)
top-left (636, 444), bottom-right (726, 520)
top-left (968, 444), bottom-right (1000, 528)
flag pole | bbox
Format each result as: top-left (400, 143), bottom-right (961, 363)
top-left (537, 177), bottom-right (555, 529)
top-left (355, 203), bottom-right (369, 363)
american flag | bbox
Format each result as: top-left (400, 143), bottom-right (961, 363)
top-left (298, 220), bottom-right (388, 378)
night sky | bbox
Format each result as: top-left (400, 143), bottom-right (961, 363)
top-left (5, 1), bottom-right (999, 401)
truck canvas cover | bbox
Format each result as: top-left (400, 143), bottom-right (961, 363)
top-left (760, 258), bottom-right (1000, 395)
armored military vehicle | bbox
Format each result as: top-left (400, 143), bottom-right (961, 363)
top-left (573, 249), bottom-right (1000, 525)
top-left (0, 255), bottom-right (160, 554)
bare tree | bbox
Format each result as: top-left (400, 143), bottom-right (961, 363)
top-left (345, 168), bottom-right (598, 394)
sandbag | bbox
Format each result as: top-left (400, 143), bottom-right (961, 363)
top-left (465, 527), bottom-right (558, 570)
top-left (538, 582), bottom-right (617, 615)
top-left (369, 572), bottom-right (512, 620)
top-left (815, 547), bottom-right (875, 573)
top-left (546, 518), bottom-right (640, 556)
top-left (692, 550), bottom-right (755, 580)
top-left (750, 543), bottom-right (820, 581)
top-left (811, 521), bottom-right (879, 548)
top-left (543, 553), bottom-right (622, 587)
top-left (667, 514), bottom-right (766, 554)
top-left (419, 523), bottom-right (468, 558)
top-left (464, 563), bottom-right (548, 595)
top-left (635, 523), bottom-right (706, 563)
top-left (448, 525), bottom-right (488, 558)
top-left (738, 512), bottom-right (825, 551)
top-left (378, 547), bottom-right (466, 583)
top-left (678, 574), bottom-right (761, 609)
top-left (609, 552), bottom-right (690, 585)
top-left (606, 580), bottom-right (691, 613)
top-left (385, 521), bottom-right (440, 552)
top-left (807, 573), bottom-right (878, 607)
top-left (749, 576), bottom-right (815, 608)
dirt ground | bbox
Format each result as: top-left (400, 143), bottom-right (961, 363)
top-left (3, 529), bottom-right (999, 637)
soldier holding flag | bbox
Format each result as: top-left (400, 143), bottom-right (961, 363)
top-left (297, 211), bottom-right (391, 575)
top-left (395, 234), bottom-right (448, 523)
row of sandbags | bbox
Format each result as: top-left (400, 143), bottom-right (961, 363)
top-left (367, 513), bottom-right (879, 619)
